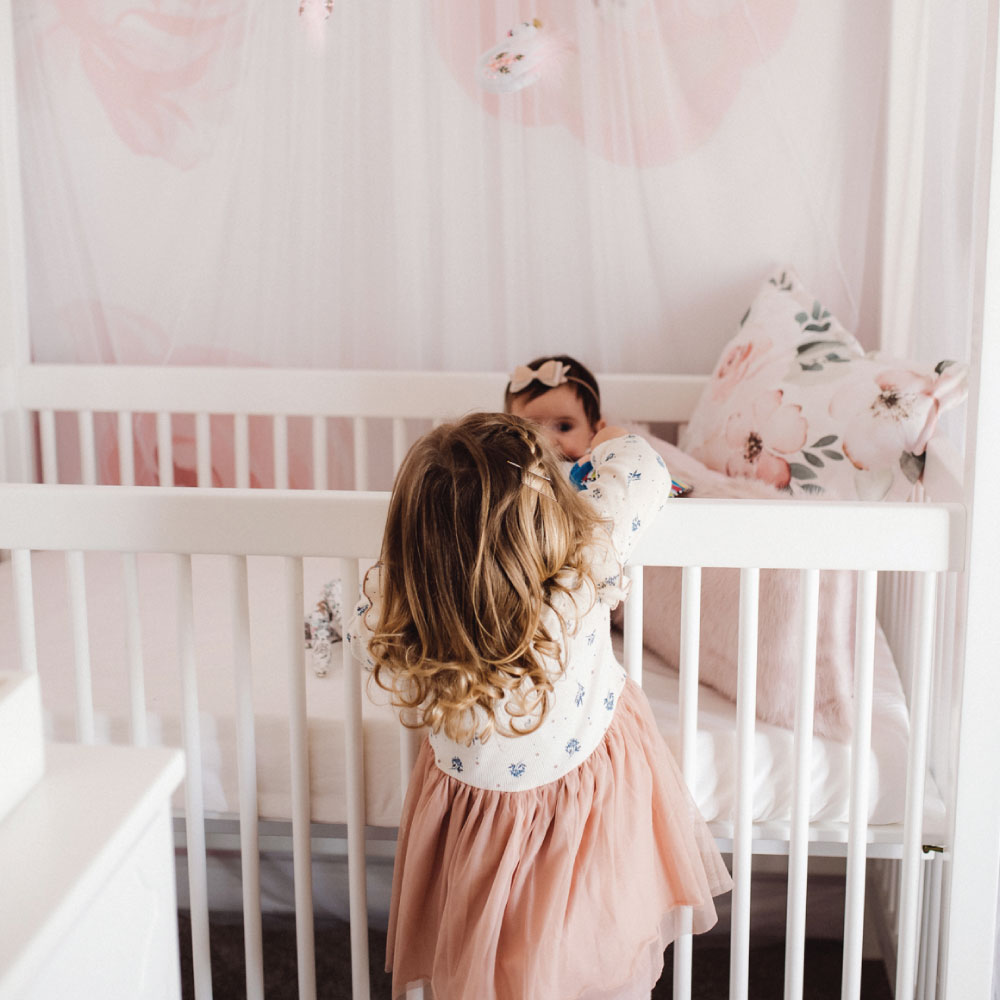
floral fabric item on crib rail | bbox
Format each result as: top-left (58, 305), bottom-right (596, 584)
top-left (679, 269), bottom-right (969, 501)
top-left (304, 578), bottom-right (343, 676)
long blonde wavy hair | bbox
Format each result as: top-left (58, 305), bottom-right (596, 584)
top-left (365, 411), bottom-right (605, 745)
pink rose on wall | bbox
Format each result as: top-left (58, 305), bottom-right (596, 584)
top-left (708, 387), bottom-right (808, 489)
top-left (429, 0), bottom-right (797, 166)
top-left (46, 0), bottom-right (244, 169)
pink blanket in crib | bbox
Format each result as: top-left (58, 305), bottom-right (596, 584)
top-left (629, 437), bottom-right (856, 742)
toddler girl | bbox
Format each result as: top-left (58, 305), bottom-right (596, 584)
top-left (347, 411), bottom-right (730, 1000)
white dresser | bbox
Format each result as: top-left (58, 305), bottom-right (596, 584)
top-left (0, 743), bottom-right (185, 1000)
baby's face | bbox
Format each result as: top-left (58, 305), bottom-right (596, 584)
top-left (509, 384), bottom-right (603, 461)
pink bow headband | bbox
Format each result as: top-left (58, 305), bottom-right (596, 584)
top-left (507, 360), bottom-right (600, 403)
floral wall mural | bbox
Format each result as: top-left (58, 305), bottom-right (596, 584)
top-left (10, 0), bottom-right (980, 403)
top-left (431, 0), bottom-right (797, 167)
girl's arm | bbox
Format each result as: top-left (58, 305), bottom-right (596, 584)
top-left (579, 431), bottom-right (672, 566)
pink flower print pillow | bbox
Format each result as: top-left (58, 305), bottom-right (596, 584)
top-left (679, 271), bottom-right (969, 500)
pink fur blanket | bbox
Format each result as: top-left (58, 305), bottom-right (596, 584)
top-left (624, 437), bottom-right (855, 742)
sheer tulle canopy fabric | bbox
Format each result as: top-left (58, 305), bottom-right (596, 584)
top-left (12, 1), bottom-right (978, 380)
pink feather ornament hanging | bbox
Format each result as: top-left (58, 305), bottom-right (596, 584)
top-left (475, 19), bottom-right (574, 94)
top-left (434, 1), bottom-right (797, 167)
top-left (299, 0), bottom-right (335, 51)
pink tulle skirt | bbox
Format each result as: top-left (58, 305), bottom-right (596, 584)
top-left (386, 679), bottom-right (732, 1000)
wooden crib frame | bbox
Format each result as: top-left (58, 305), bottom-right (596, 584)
top-left (0, 363), bottom-right (982, 1000)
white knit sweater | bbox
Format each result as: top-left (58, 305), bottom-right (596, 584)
top-left (346, 433), bottom-right (670, 791)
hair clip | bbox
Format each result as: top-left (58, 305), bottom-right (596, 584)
top-left (507, 460), bottom-right (556, 499)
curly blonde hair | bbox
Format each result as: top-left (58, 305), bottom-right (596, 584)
top-left (365, 412), bottom-right (605, 745)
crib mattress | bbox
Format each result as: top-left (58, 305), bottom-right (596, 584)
top-left (1, 551), bottom-right (921, 829)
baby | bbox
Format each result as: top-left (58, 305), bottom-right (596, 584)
top-left (505, 354), bottom-right (691, 495)
top-left (504, 355), bottom-right (609, 462)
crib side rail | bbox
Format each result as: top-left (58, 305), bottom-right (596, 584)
top-left (0, 483), bottom-right (966, 571)
top-left (0, 484), bottom-right (966, 1000)
top-left (17, 365), bottom-right (509, 420)
top-left (623, 501), bottom-right (963, 1000)
top-left (14, 364), bottom-right (708, 422)
top-left (7, 365), bottom-right (708, 491)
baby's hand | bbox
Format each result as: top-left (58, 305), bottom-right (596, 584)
top-left (588, 425), bottom-right (629, 451)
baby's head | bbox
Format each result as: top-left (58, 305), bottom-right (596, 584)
top-left (369, 411), bottom-right (601, 742)
top-left (504, 354), bottom-right (605, 461)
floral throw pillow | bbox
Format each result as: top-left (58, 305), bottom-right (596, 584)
top-left (678, 270), bottom-right (969, 500)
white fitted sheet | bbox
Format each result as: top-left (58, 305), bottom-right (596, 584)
top-left (1, 550), bottom-right (920, 828)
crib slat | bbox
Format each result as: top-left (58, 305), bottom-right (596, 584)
top-left (12, 549), bottom-right (38, 673)
top-left (731, 567), bottom-right (760, 1000)
top-left (352, 417), bottom-right (369, 491)
top-left (1, 405), bottom-right (29, 483)
top-left (1, 399), bottom-right (25, 482)
top-left (341, 558), bottom-right (371, 1000)
top-left (39, 409), bottom-right (57, 484)
top-left (882, 572), bottom-right (897, 652)
top-left (673, 566), bottom-right (702, 1000)
top-left (235, 414), bottom-right (250, 489)
top-left (230, 555), bottom-right (265, 1000)
top-left (1, 409), bottom-right (28, 483)
top-left (78, 410), bottom-right (96, 485)
top-left (902, 574), bottom-right (915, 691)
top-left (177, 554), bottom-right (214, 1000)
top-left (17, 408), bottom-right (35, 484)
top-left (931, 577), bottom-right (948, 776)
top-left (283, 556), bottom-right (317, 1000)
top-left (117, 411), bottom-right (135, 486)
top-left (841, 569), bottom-right (878, 1000)
top-left (784, 568), bottom-right (820, 1000)
top-left (312, 415), bottom-right (328, 490)
top-left (918, 861), bottom-right (931, 1000)
top-left (393, 542), bottom-right (422, 796)
top-left (623, 565), bottom-right (644, 685)
top-left (66, 550), bottom-right (95, 744)
top-left (896, 573), bottom-right (907, 658)
top-left (274, 414), bottom-right (289, 490)
top-left (678, 567), bottom-right (701, 783)
top-left (121, 552), bottom-right (147, 746)
top-left (196, 412), bottom-right (211, 488)
top-left (921, 858), bottom-right (943, 1000)
top-left (392, 417), bottom-right (408, 474)
top-left (157, 412), bottom-right (174, 486)
top-left (896, 572), bottom-right (938, 998)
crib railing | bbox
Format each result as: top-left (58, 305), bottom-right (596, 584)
top-left (0, 364), bottom-right (708, 491)
top-left (0, 482), bottom-right (965, 1000)
top-left (869, 435), bottom-right (966, 998)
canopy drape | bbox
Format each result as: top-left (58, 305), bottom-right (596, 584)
top-left (9, 1), bottom-right (986, 393)
top-left (11, 0), bottom-right (934, 377)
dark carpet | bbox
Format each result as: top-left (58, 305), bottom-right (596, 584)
top-left (178, 914), bottom-right (893, 999)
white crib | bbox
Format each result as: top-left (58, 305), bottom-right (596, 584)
top-left (5, 0), bottom-right (1000, 994)
top-left (0, 361), bottom-right (985, 1000)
